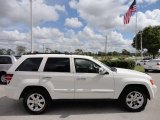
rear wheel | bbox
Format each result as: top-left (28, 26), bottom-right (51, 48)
top-left (0, 73), bottom-right (6, 84)
top-left (23, 89), bottom-right (51, 114)
top-left (119, 87), bottom-right (147, 112)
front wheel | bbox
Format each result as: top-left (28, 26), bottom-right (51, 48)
top-left (23, 89), bottom-right (51, 114)
top-left (119, 88), bottom-right (147, 112)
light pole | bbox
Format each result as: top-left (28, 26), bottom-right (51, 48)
top-left (30, 0), bottom-right (33, 53)
top-left (104, 35), bottom-right (107, 59)
top-left (140, 32), bottom-right (143, 59)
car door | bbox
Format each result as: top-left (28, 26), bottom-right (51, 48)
top-left (40, 57), bottom-right (74, 99)
top-left (74, 58), bottom-right (115, 99)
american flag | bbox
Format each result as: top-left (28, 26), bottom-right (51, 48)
top-left (124, 0), bottom-right (136, 24)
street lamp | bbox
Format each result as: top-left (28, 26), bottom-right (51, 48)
top-left (105, 35), bottom-right (107, 55)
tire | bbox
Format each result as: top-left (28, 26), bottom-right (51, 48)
top-left (23, 89), bottom-right (51, 114)
top-left (119, 87), bottom-right (147, 112)
top-left (145, 69), bottom-right (148, 72)
top-left (0, 73), bottom-right (6, 85)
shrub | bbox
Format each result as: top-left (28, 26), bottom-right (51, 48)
top-left (100, 60), bottom-right (135, 69)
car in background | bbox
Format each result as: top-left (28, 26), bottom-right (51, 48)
top-left (0, 55), bottom-right (17, 84)
top-left (144, 59), bottom-right (160, 72)
top-left (136, 60), bottom-right (150, 66)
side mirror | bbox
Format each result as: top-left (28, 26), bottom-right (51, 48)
top-left (99, 67), bottom-right (108, 75)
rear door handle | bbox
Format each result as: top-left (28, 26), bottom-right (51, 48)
top-left (77, 77), bottom-right (86, 80)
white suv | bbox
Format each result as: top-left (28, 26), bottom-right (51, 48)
top-left (5, 54), bottom-right (157, 114)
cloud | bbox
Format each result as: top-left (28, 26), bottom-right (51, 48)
top-left (0, 0), bottom-right (64, 28)
top-left (108, 31), bottom-right (133, 52)
top-left (69, 0), bottom-right (78, 9)
top-left (74, 0), bottom-right (127, 30)
top-left (120, 9), bottom-right (160, 32)
top-left (71, 0), bottom-right (159, 33)
top-left (65, 17), bottom-right (83, 28)
top-left (54, 4), bottom-right (66, 13)
top-left (0, 30), bottom-right (27, 41)
top-left (0, 26), bottom-right (134, 53)
top-left (33, 27), bottom-right (64, 40)
top-left (138, 0), bottom-right (159, 4)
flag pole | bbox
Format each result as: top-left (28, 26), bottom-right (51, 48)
top-left (135, 1), bottom-right (138, 61)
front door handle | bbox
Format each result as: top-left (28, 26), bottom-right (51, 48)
top-left (77, 77), bottom-right (86, 80)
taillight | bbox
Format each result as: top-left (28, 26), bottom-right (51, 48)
top-left (5, 74), bottom-right (13, 84)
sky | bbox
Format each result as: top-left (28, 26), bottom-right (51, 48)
top-left (0, 0), bottom-right (160, 53)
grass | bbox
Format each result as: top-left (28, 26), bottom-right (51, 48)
top-left (134, 66), bottom-right (144, 72)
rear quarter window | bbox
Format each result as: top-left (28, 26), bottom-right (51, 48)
top-left (0, 56), bottom-right (12, 64)
top-left (16, 58), bottom-right (43, 71)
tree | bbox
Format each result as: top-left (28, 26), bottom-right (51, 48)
top-left (122, 49), bottom-right (130, 55)
top-left (16, 46), bottom-right (26, 55)
top-left (45, 48), bottom-right (52, 53)
top-left (0, 49), bottom-right (7, 55)
top-left (6, 49), bottom-right (15, 55)
top-left (75, 49), bottom-right (83, 54)
top-left (132, 26), bottom-right (160, 58)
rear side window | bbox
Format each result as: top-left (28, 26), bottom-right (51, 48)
top-left (0, 56), bottom-right (12, 64)
top-left (44, 58), bottom-right (70, 72)
top-left (16, 58), bottom-right (42, 71)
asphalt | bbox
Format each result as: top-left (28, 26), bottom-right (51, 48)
top-left (0, 72), bottom-right (159, 120)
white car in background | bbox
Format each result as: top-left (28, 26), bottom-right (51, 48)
top-left (144, 59), bottom-right (160, 72)
top-left (0, 55), bottom-right (17, 84)
top-left (136, 60), bottom-right (150, 66)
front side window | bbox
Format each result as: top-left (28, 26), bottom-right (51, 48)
top-left (0, 56), bottom-right (12, 64)
top-left (74, 58), bottom-right (100, 73)
top-left (44, 58), bottom-right (70, 72)
top-left (16, 58), bottom-right (42, 71)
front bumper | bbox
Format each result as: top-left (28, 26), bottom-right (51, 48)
top-left (150, 85), bottom-right (157, 99)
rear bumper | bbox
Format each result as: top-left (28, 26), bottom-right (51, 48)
top-left (145, 66), bottom-right (160, 70)
top-left (5, 86), bottom-right (21, 100)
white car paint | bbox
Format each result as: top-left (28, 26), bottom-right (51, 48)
top-left (144, 59), bottom-right (160, 71)
top-left (136, 60), bottom-right (149, 66)
top-left (5, 54), bottom-right (157, 101)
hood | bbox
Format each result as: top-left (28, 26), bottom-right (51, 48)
top-left (115, 68), bottom-right (151, 80)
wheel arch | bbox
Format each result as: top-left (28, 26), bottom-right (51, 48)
top-left (0, 71), bottom-right (6, 75)
top-left (118, 84), bottom-right (150, 100)
top-left (20, 86), bottom-right (52, 100)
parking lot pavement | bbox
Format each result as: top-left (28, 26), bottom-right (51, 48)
top-left (0, 73), bottom-right (160, 120)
